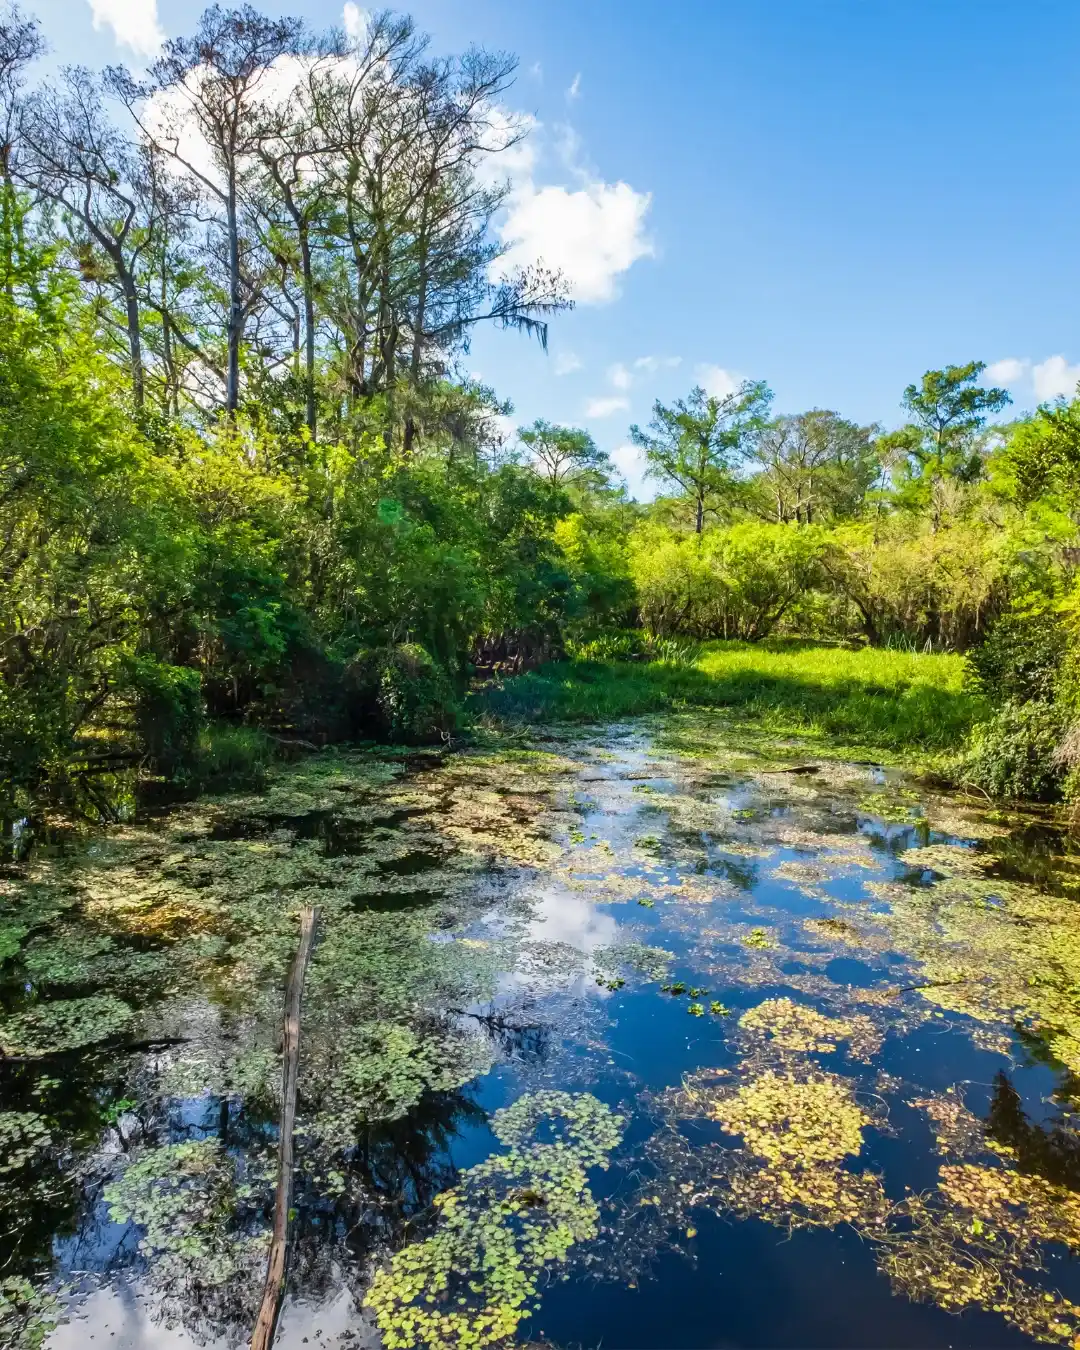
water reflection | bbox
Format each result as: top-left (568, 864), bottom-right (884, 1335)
top-left (1, 721), bottom-right (1080, 1347)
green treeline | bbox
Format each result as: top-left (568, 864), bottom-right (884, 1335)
top-left (1, 3), bottom-right (1078, 814)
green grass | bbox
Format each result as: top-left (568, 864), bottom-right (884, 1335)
top-left (473, 638), bottom-right (986, 768)
top-left (188, 723), bottom-right (276, 792)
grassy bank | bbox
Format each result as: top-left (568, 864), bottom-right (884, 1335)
top-left (473, 639), bottom-right (985, 767)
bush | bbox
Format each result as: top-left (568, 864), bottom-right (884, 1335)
top-left (188, 724), bottom-right (274, 792)
top-left (344, 643), bottom-right (458, 744)
top-left (961, 701), bottom-right (1066, 800)
top-left (565, 629), bottom-right (646, 663)
top-left (123, 657), bottom-right (205, 775)
top-left (965, 610), bottom-right (1067, 705)
top-left (628, 522), bottom-right (825, 641)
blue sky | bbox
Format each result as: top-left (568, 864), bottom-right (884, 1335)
top-left (27, 0), bottom-right (1080, 494)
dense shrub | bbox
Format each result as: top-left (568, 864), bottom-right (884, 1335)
top-left (965, 611), bottom-right (1066, 705)
top-left (344, 643), bottom-right (458, 744)
top-left (628, 522), bottom-right (825, 641)
top-left (961, 701), bottom-right (1066, 801)
top-left (187, 725), bottom-right (275, 792)
top-left (124, 658), bottom-right (205, 775)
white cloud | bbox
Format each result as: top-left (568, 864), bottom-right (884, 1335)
top-left (498, 178), bottom-right (653, 304)
top-left (585, 395), bottom-right (629, 418)
top-left (986, 357), bottom-right (1029, 386)
top-left (611, 441), bottom-right (653, 500)
top-left (566, 72), bottom-right (582, 101)
top-left (342, 3), bottom-right (368, 40)
top-left (985, 354), bottom-right (1080, 404)
top-left (474, 107), bottom-right (539, 190)
top-left (553, 351), bottom-right (582, 376)
top-left (492, 413), bottom-right (517, 446)
top-left (696, 363), bottom-right (741, 399)
top-left (529, 61), bottom-right (543, 80)
top-left (634, 354), bottom-right (681, 373)
top-left (1033, 355), bottom-right (1080, 402)
top-left (88, 0), bottom-right (164, 55)
top-left (608, 362), bottom-right (631, 391)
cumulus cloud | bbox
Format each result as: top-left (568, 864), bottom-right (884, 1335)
top-left (566, 72), bottom-right (582, 101)
top-left (342, 3), bottom-right (369, 40)
top-left (611, 442), bottom-right (653, 500)
top-left (986, 357), bottom-right (1029, 386)
top-left (498, 178), bottom-right (653, 304)
top-left (696, 364), bottom-right (741, 399)
top-left (634, 355), bottom-right (681, 373)
top-left (88, 0), bottom-right (164, 55)
top-left (553, 351), bottom-right (582, 376)
top-left (608, 362), bottom-right (631, 391)
top-left (473, 107), bottom-right (539, 191)
top-left (1033, 355), bottom-right (1080, 401)
top-left (585, 395), bottom-right (629, 418)
top-left (986, 355), bottom-right (1080, 403)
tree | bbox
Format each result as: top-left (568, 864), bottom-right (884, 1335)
top-left (747, 409), bottom-right (878, 525)
top-left (21, 67), bottom-right (157, 406)
top-left (0, 4), bottom-right (43, 286)
top-left (631, 381), bottom-right (772, 533)
top-left (0, 3), bottom-right (42, 181)
top-left (900, 362), bottom-right (1011, 525)
top-left (308, 32), bottom-right (567, 439)
top-left (519, 419), bottom-right (609, 487)
top-left (112, 5), bottom-right (306, 417)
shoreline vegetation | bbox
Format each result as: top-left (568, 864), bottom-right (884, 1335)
top-left (475, 639), bottom-right (981, 777)
top-left (2, 4), bottom-right (1080, 828)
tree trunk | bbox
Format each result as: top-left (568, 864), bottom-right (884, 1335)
top-left (300, 225), bottom-right (316, 439)
top-left (226, 178), bottom-right (242, 417)
top-left (121, 271), bottom-right (144, 409)
top-left (695, 495), bottom-right (704, 534)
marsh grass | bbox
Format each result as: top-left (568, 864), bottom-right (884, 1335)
top-left (188, 724), bottom-right (276, 792)
top-left (474, 639), bottom-right (983, 766)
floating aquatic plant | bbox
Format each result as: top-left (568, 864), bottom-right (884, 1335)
top-left (363, 1091), bottom-right (624, 1350)
top-left (0, 994), bottom-right (133, 1057)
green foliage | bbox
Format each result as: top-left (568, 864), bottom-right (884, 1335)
top-left (187, 723), bottom-right (275, 792)
top-left (965, 610), bottom-right (1067, 705)
top-left (0, 11), bottom-right (1075, 816)
top-left (123, 657), bottom-right (204, 774)
top-left (899, 362), bottom-right (1011, 502)
top-left (345, 643), bottom-right (459, 744)
top-left (961, 701), bottom-right (1067, 801)
top-left (631, 381), bottom-right (773, 532)
top-left (364, 1091), bottom-right (624, 1349)
top-left (628, 521), bottom-right (825, 640)
top-left (519, 419), bottom-right (611, 488)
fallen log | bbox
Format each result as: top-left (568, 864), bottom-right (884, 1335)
top-left (251, 905), bottom-right (318, 1350)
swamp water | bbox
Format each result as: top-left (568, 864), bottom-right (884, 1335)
top-left (4, 717), bottom-right (1080, 1348)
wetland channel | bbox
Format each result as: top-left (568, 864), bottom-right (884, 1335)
top-left (3, 716), bottom-right (1080, 1349)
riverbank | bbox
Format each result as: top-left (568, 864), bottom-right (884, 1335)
top-left (473, 639), bottom-right (983, 774)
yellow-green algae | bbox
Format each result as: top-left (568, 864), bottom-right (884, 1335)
top-left (363, 1091), bottom-right (623, 1350)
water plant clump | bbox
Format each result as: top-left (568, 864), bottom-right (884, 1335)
top-left (103, 1140), bottom-right (273, 1324)
top-left (707, 1068), bottom-right (871, 1165)
top-left (738, 996), bottom-right (877, 1057)
top-left (363, 1091), bottom-right (624, 1350)
top-left (0, 994), bottom-right (134, 1057)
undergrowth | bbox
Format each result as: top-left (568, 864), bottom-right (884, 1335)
top-left (473, 639), bottom-right (983, 766)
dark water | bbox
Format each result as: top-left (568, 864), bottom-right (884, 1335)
top-left (3, 716), bottom-right (1080, 1349)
